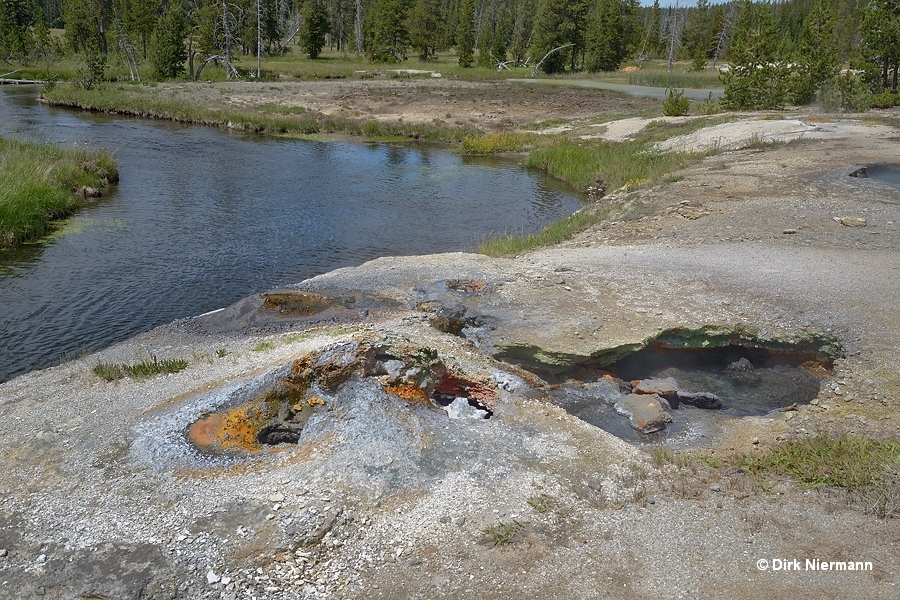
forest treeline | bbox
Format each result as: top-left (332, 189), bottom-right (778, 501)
top-left (1, 0), bottom-right (898, 106)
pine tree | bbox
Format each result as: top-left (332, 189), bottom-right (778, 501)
top-left (150, 0), bottom-right (188, 79)
top-left (793, 0), bottom-right (839, 103)
top-left (365, 0), bottom-right (409, 62)
top-left (586, 0), bottom-right (637, 72)
top-left (721, 1), bottom-right (790, 109)
top-left (456, 0), bottom-right (474, 67)
top-left (859, 0), bottom-right (900, 92)
top-left (407, 0), bottom-right (443, 61)
top-left (123, 0), bottom-right (160, 59)
top-left (0, 0), bottom-right (36, 59)
top-left (682, 0), bottom-right (710, 70)
top-left (509, 0), bottom-right (534, 65)
top-left (643, 0), bottom-right (662, 60)
top-left (530, 0), bottom-right (590, 74)
top-left (300, 0), bottom-right (330, 58)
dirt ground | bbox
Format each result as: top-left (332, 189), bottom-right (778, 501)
top-left (163, 77), bottom-right (661, 130)
top-left (1, 83), bottom-right (899, 599)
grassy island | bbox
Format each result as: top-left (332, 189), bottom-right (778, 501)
top-left (0, 136), bottom-right (118, 249)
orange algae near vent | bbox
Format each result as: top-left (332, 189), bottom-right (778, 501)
top-left (187, 394), bottom-right (287, 454)
top-left (187, 413), bottom-right (225, 449)
top-left (382, 382), bottom-right (429, 403)
top-left (434, 373), bottom-right (497, 407)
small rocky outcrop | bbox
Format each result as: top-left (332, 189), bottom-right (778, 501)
top-left (631, 377), bottom-right (679, 400)
top-left (629, 376), bottom-right (723, 412)
top-left (834, 216), bottom-right (867, 227)
top-left (675, 390), bottom-right (722, 409)
top-left (75, 185), bottom-right (102, 199)
top-left (614, 393), bottom-right (672, 433)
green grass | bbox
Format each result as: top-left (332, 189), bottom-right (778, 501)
top-left (42, 83), bottom-right (477, 143)
top-left (521, 138), bottom-right (690, 192)
top-left (478, 205), bottom-right (611, 256)
top-left (526, 494), bottom-right (550, 514)
top-left (0, 136), bottom-right (118, 249)
top-left (480, 520), bottom-right (523, 547)
top-left (460, 131), bottom-right (539, 154)
top-left (93, 355), bottom-right (188, 381)
top-left (252, 341), bottom-right (277, 352)
top-left (734, 434), bottom-right (900, 518)
top-left (626, 69), bottom-right (723, 89)
top-left (478, 136), bottom-right (694, 256)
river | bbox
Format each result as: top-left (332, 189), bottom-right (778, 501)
top-left (0, 86), bottom-right (581, 383)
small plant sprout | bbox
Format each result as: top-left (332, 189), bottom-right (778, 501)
top-left (480, 520), bottom-right (523, 547)
top-left (527, 494), bottom-right (550, 514)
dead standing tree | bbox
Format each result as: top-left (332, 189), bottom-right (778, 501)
top-left (664, 1), bottom-right (685, 73)
top-left (189, 1), bottom-right (242, 80)
top-left (711, 3), bottom-right (739, 69)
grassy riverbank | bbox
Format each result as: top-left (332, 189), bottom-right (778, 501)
top-left (0, 136), bottom-right (118, 249)
top-left (40, 79), bottom-right (699, 257)
top-left (42, 83), bottom-right (478, 143)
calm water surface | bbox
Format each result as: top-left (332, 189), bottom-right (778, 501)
top-left (0, 86), bottom-right (582, 382)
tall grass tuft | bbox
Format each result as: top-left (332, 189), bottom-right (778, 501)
top-left (522, 138), bottom-right (689, 191)
top-left (461, 132), bottom-right (537, 154)
top-left (93, 355), bottom-right (188, 381)
top-left (627, 70), bottom-right (722, 89)
top-left (478, 207), bottom-right (611, 256)
top-left (0, 136), bottom-right (117, 249)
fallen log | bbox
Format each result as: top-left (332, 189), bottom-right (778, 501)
top-left (0, 78), bottom-right (45, 84)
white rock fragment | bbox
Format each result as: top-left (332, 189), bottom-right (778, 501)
top-left (207, 570), bottom-right (220, 584)
top-left (445, 397), bottom-right (489, 420)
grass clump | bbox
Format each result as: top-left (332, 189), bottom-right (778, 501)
top-left (527, 494), bottom-right (550, 514)
top-left (522, 138), bottom-right (688, 192)
top-left (627, 69), bottom-right (722, 89)
top-left (478, 206), bottom-right (610, 256)
top-left (480, 520), bottom-right (523, 547)
top-left (736, 434), bottom-right (900, 518)
top-left (93, 355), bottom-right (188, 381)
top-left (461, 132), bottom-right (537, 155)
top-left (0, 136), bottom-right (118, 249)
top-left (252, 341), bottom-right (277, 352)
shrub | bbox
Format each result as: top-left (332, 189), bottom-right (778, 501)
top-left (819, 72), bottom-right (872, 113)
top-left (663, 89), bottom-right (690, 116)
top-left (870, 91), bottom-right (900, 109)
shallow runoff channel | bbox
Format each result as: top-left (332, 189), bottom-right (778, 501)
top-left (0, 86), bottom-right (581, 383)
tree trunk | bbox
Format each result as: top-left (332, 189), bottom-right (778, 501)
top-left (222, 0), bottom-right (233, 79)
top-left (355, 0), bottom-right (364, 54)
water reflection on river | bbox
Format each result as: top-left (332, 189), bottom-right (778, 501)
top-left (0, 86), bottom-right (582, 382)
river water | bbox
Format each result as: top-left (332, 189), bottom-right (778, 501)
top-left (0, 86), bottom-right (581, 383)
